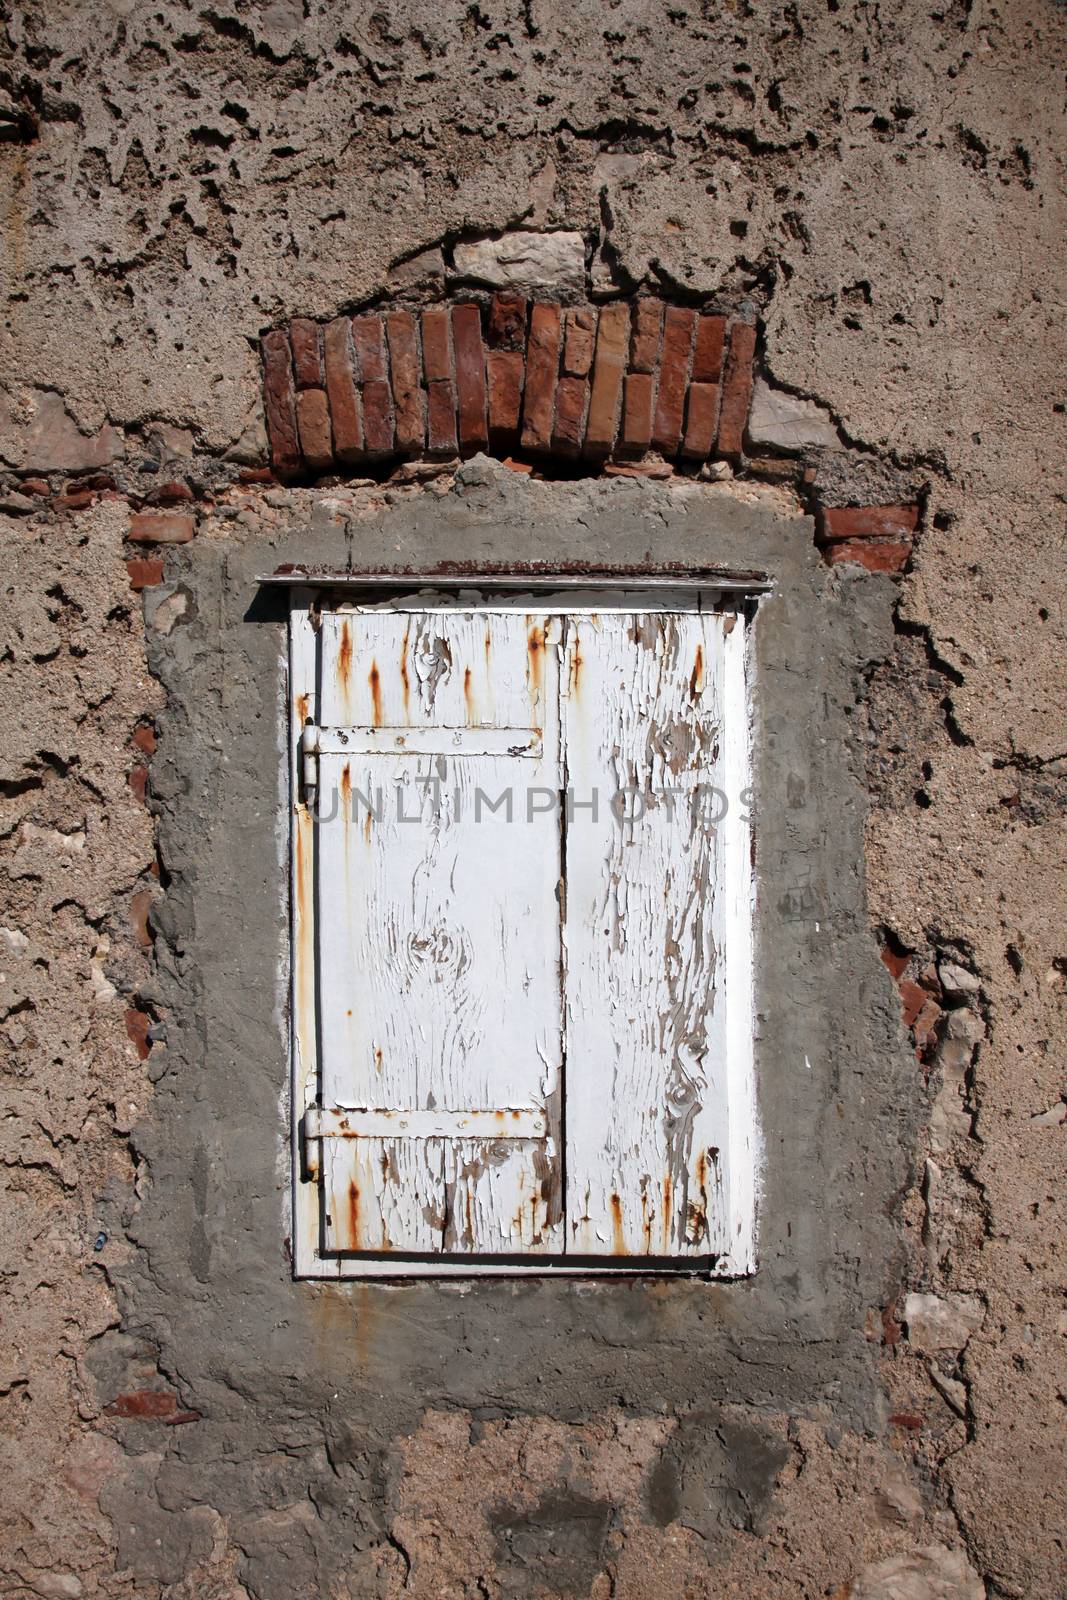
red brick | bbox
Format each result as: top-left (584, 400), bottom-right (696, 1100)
top-left (426, 381), bottom-right (458, 456)
top-left (386, 311), bottom-right (425, 453)
top-left (289, 318), bottom-right (323, 389)
top-left (237, 466), bottom-right (274, 484)
top-left (128, 765), bottom-right (148, 805)
top-left (716, 319), bottom-right (757, 456)
top-left (124, 1006), bottom-right (152, 1060)
top-left (126, 557), bottom-right (164, 591)
top-left (21, 478), bottom-right (50, 496)
top-left (54, 488), bottom-right (95, 511)
top-left (897, 978), bottom-right (928, 1029)
top-left (128, 512), bottom-right (196, 544)
top-left (451, 304), bottom-right (489, 454)
top-left (818, 504), bottom-right (920, 544)
top-left (552, 375), bottom-right (589, 457)
top-left (652, 307), bottom-right (696, 455)
top-left (145, 480), bottom-right (193, 506)
top-left (501, 457), bottom-right (533, 474)
top-left (679, 381), bottom-right (721, 461)
top-left (629, 299), bottom-right (663, 373)
top-left (487, 292), bottom-right (527, 351)
top-left (520, 303), bottom-right (562, 452)
top-left (130, 888), bottom-right (154, 948)
top-left (692, 314), bottom-right (726, 382)
top-left (824, 538), bottom-right (911, 574)
top-left (361, 379), bottom-right (395, 457)
top-left (106, 1389), bottom-right (177, 1419)
top-left (486, 351), bottom-right (524, 447)
top-left (562, 308), bottom-right (596, 377)
top-left (421, 308), bottom-right (453, 382)
top-left (880, 943), bottom-right (910, 981)
top-left (351, 315), bottom-right (388, 382)
top-left (584, 303), bottom-right (630, 458)
top-left (131, 724), bottom-right (157, 756)
top-left (323, 317), bottom-right (363, 463)
top-left (261, 330), bottom-right (301, 476)
top-left (621, 372), bottom-right (654, 454)
top-left (295, 389), bottom-right (334, 472)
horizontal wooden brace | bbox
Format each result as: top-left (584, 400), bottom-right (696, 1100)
top-left (315, 727), bottom-right (543, 758)
top-left (305, 1106), bottom-right (548, 1140)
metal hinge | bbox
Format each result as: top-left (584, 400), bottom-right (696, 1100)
top-left (299, 720), bottom-right (320, 806)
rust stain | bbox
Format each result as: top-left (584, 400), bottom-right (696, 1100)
top-left (527, 621), bottom-right (545, 702)
top-left (363, 809), bottom-right (373, 842)
top-left (338, 619), bottom-right (353, 688)
top-left (569, 634), bottom-right (584, 696)
top-left (295, 692), bottom-right (310, 723)
top-left (340, 761), bottom-right (352, 811)
top-left (347, 1179), bottom-right (361, 1250)
top-left (374, 1046), bottom-right (383, 1074)
top-left (463, 664), bottom-right (475, 723)
top-left (662, 1174), bottom-right (673, 1251)
top-left (610, 1192), bottom-right (625, 1255)
top-left (400, 623), bottom-right (411, 721)
top-left (369, 660), bottom-right (383, 727)
top-left (689, 643), bottom-right (704, 699)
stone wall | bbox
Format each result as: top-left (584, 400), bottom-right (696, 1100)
top-left (1, 4), bottom-right (1065, 1598)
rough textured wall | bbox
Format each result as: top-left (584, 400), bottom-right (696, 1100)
top-left (1, 3), bottom-right (1065, 1598)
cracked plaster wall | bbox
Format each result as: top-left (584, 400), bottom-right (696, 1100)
top-left (1, 4), bottom-right (1065, 1599)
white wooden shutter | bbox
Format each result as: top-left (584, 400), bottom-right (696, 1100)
top-left (312, 607), bottom-right (564, 1256)
top-left (292, 592), bottom-right (756, 1274)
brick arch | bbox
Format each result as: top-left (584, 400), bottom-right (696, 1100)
top-left (263, 292), bottom-right (753, 477)
top-left (261, 291), bottom-right (920, 573)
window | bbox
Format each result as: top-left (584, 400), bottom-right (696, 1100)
top-left (287, 582), bottom-right (758, 1276)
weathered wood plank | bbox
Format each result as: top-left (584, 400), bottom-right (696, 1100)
top-left (562, 612), bottom-right (734, 1258)
top-left (316, 610), bottom-right (563, 1255)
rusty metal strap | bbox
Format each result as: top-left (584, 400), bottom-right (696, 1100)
top-left (305, 1107), bottom-right (548, 1140)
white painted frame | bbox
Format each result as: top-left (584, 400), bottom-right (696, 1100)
top-left (286, 581), bottom-right (761, 1279)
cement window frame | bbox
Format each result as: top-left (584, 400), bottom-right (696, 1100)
top-left (281, 573), bottom-right (766, 1281)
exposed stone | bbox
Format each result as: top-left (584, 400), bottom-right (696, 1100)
top-left (748, 377), bottom-right (841, 452)
top-left (388, 246), bottom-right (446, 293)
top-left (903, 1292), bottom-right (983, 1351)
top-left (937, 961), bottom-right (981, 997)
top-left (19, 391), bottom-right (124, 474)
top-left (846, 1545), bottom-right (984, 1600)
top-left (128, 513), bottom-right (196, 544)
top-left (452, 231), bottom-right (585, 292)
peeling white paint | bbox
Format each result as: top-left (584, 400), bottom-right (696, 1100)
top-left (289, 588), bottom-right (760, 1276)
